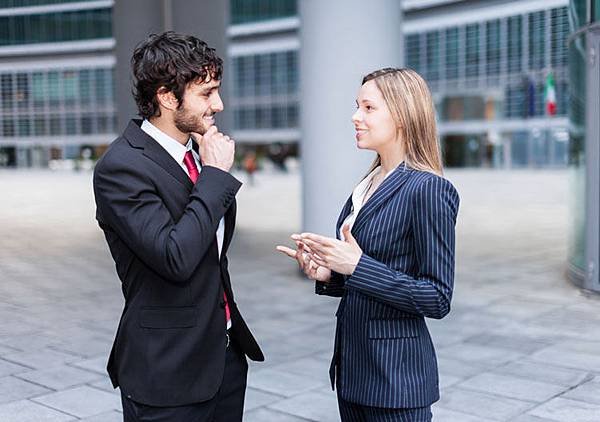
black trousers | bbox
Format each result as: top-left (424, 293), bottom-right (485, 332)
top-left (121, 338), bottom-right (248, 422)
top-left (338, 393), bottom-right (432, 422)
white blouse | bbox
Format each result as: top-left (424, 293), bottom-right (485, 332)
top-left (339, 165), bottom-right (396, 241)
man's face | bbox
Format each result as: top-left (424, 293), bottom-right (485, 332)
top-left (173, 76), bottom-right (223, 135)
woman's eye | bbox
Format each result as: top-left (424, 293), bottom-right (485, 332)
top-left (366, 105), bottom-right (373, 111)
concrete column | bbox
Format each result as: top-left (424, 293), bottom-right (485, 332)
top-left (114, 0), bottom-right (230, 134)
top-left (172, 0), bottom-right (231, 134)
top-left (299, 0), bottom-right (403, 236)
top-left (114, 0), bottom-right (163, 133)
top-left (584, 28), bottom-right (600, 290)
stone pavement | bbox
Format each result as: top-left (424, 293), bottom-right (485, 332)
top-left (0, 168), bottom-right (598, 421)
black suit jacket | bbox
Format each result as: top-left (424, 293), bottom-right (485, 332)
top-left (93, 120), bottom-right (263, 407)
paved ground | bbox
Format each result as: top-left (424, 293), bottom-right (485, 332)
top-left (0, 168), bottom-right (598, 421)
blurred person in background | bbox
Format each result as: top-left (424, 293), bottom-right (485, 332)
top-left (93, 31), bottom-right (263, 422)
top-left (242, 150), bottom-right (258, 185)
top-left (278, 68), bottom-right (459, 421)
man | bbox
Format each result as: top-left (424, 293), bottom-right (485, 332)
top-left (93, 31), bottom-right (263, 422)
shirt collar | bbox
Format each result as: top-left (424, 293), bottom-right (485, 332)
top-left (141, 119), bottom-right (193, 166)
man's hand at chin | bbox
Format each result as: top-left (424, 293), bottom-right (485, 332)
top-left (192, 125), bottom-right (235, 173)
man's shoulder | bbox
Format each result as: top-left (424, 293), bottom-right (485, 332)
top-left (96, 133), bottom-right (143, 170)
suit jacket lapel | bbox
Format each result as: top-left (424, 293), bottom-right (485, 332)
top-left (335, 195), bottom-right (353, 239)
top-left (123, 120), bottom-right (193, 190)
top-left (351, 165), bottom-right (413, 235)
top-left (221, 200), bottom-right (236, 258)
top-left (143, 138), bottom-right (193, 190)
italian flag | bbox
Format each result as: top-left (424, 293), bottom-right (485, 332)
top-left (545, 72), bottom-right (557, 116)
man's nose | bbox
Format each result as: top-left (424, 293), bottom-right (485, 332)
top-left (212, 92), bottom-right (224, 112)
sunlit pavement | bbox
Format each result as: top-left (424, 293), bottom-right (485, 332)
top-left (0, 168), bottom-right (598, 421)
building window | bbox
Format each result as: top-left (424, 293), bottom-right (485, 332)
top-left (0, 66), bottom-right (116, 137)
top-left (0, 8), bottom-right (112, 46)
top-left (15, 73), bottom-right (29, 110)
top-left (32, 72), bottom-right (46, 109)
top-left (551, 7), bottom-right (569, 68)
top-left (445, 27), bottom-right (459, 80)
top-left (231, 50), bottom-right (299, 131)
top-left (486, 20), bottom-right (501, 75)
top-left (507, 15), bottom-right (522, 73)
top-left (405, 33), bottom-right (421, 74)
top-left (231, 0), bottom-right (296, 24)
top-left (465, 24), bottom-right (480, 78)
top-left (528, 11), bottom-right (546, 70)
top-left (0, 0), bottom-right (100, 7)
top-left (426, 31), bottom-right (440, 81)
top-left (1, 74), bottom-right (13, 110)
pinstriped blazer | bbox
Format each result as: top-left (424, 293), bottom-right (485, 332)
top-left (316, 163), bottom-right (459, 409)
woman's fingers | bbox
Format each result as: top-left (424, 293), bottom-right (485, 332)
top-left (301, 238), bottom-right (329, 256)
top-left (310, 254), bottom-right (328, 267)
top-left (295, 240), bottom-right (329, 262)
top-left (300, 232), bottom-right (335, 247)
top-left (276, 245), bottom-right (297, 258)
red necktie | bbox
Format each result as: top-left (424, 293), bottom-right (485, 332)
top-left (183, 150), bottom-right (231, 326)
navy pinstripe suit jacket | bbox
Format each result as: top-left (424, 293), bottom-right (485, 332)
top-left (316, 163), bottom-right (459, 409)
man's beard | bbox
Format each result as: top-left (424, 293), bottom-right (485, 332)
top-left (174, 103), bottom-right (209, 135)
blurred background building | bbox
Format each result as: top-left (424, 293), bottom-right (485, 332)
top-left (0, 0), bottom-right (115, 168)
top-left (404, 0), bottom-right (570, 169)
top-left (0, 0), bottom-right (598, 291)
top-left (0, 0), bottom-right (574, 170)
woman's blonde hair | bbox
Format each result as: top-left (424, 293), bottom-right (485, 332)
top-left (362, 68), bottom-right (443, 175)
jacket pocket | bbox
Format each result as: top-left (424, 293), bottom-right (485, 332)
top-left (139, 306), bottom-right (197, 329)
top-left (368, 318), bottom-right (420, 339)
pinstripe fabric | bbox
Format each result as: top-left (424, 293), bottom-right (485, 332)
top-left (338, 393), bottom-right (432, 421)
top-left (316, 164), bottom-right (459, 409)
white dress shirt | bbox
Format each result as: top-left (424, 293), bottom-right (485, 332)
top-left (141, 119), bottom-right (225, 257)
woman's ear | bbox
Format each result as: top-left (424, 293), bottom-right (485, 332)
top-left (156, 87), bottom-right (179, 112)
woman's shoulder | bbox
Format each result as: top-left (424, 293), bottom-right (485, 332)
top-left (406, 169), bottom-right (460, 204)
top-left (406, 168), bottom-right (454, 190)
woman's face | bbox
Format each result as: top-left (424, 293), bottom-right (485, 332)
top-left (352, 80), bottom-right (397, 152)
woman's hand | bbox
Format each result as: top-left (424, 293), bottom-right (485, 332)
top-left (295, 225), bottom-right (362, 276)
top-left (276, 241), bottom-right (332, 282)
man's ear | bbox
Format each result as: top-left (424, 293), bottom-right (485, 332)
top-left (156, 87), bottom-right (179, 112)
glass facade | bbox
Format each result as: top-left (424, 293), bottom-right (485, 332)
top-left (230, 0), bottom-right (296, 24)
top-left (0, 0), bottom-right (99, 7)
top-left (0, 8), bottom-right (112, 46)
top-left (405, 8), bottom-right (569, 105)
top-left (405, 6), bottom-right (570, 168)
top-left (567, 35), bottom-right (586, 272)
top-left (0, 67), bottom-right (116, 137)
top-left (230, 50), bottom-right (298, 131)
top-left (567, 0), bottom-right (599, 287)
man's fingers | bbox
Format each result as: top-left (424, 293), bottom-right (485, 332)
top-left (206, 125), bottom-right (219, 136)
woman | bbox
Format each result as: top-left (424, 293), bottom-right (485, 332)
top-left (277, 68), bottom-right (459, 421)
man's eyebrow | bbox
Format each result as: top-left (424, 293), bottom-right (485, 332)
top-left (199, 82), bottom-right (220, 92)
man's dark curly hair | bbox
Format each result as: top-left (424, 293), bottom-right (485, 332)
top-left (131, 31), bottom-right (223, 119)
